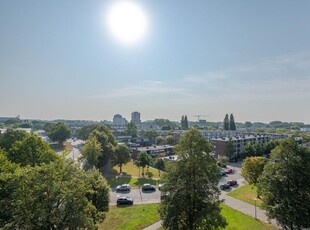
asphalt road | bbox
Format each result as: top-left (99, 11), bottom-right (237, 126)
top-left (109, 161), bottom-right (245, 205)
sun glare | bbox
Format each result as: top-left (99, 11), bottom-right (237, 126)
top-left (106, 1), bottom-right (149, 44)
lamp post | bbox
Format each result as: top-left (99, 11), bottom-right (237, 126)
top-left (254, 198), bottom-right (257, 219)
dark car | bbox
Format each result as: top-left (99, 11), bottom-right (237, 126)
top-left (116, 196), bottom-right (134, 205)
top-left (142, 183), bottom-right (156, 192)
top-left (116, 184), bottom-right (131, 192)
top-left (219, 170), bottom-right (227, 176)
top-left (227, 180), bottom-right (237, 186)
top-left (220, 184), bottom-right (230, 190)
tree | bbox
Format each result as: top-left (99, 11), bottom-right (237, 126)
top-left (226, 138), bottom-right (235, 159)
top-left (184, 115), bottom-right (189, 130)
top-left (159, 129), bottom-right (226, 230)
top-left (241, 156), bottom-right (267, 189)
top-left (242, 143), bottom-right (255, 158)
top-left (125, 121), bottom-right (138, 137)
top-left (181, 115), bottom-right (185, 129)
top-left (48, 122), bottom-right (71, 145)
top-left (155, 136), bottom-right (165, 145)
top-left (88, 126), bottom-right (117, 170)
top-left (258, 139), bottom-right (310, 229)
top-left (76, 125), bottom-right (102, 140)
top-left (135, 151), bottom-right (151, 176)
top-left (165, 135), bottom-right (175, 145)
top-left (154, 157), bottom-right (165, 176)
top-left (0, 129), bottom-right (28, 152)
top-left (223, 114), bottom-right (229, 130)
top-left (245, 121), bottom-right (252, 128)
top-left (112, 144), bottom-right (131, 174)
top-left (229, 113), bottom-right (236, 130)
top-left (143, 130), bottom-right (158, 145)
top-left (1, 159), bottom-right (110, 229)
top-left (80, 136), bottom-right (102, 171)
top-left (8, 134), bottom-right (59, 167)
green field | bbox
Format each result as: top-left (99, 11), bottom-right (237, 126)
top-left (99, 204), bottom-right (160, 230)
top-left (228, 184), bottom-right (264, 209)
top-left (112, 161), bottom-right (160, 178)
top-left (99, 203), bottom-right (276, 230)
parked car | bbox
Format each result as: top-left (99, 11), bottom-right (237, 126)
top-left (227, 180), bottom-right (237, 186)
top-left (116, 196), bottom-right (134, 205)
top-left (219, 170), bottom-right (227, 176)
top-left (224, 168), bottom-right (233, 174)
top-left (116, 184), bottom-right (131, 192)
top-left (220, 184), bottom-right (230, 190)
top-left (142, 183), bottom-right (156, 192)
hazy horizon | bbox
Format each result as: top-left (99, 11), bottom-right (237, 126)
top-left (1, 1), bottom-right (310, 123)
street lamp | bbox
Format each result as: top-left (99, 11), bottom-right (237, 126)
top-left (254, 198), bottom-right (257, 219)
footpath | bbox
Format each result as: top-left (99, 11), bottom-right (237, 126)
top-left (143, 187), bottom-right (279, 230)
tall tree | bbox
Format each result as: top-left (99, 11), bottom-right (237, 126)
top-left (135, 151), bottom-right (151, 176)
top-left (1, 159), bottom-right (110, 229)
top-left (80, 136), bottom-right (102, 171)
top-left (165, 135), bottom-right (175, 145)
top-left (258, 139), bottom-right (310, 230)
top-left (223, 114), bottom-right (229, 130)
top-left (229, 113), bottom-right (236, 130)
top-left (112, 144), bottom-right (131, 174)
top-left (226, 138), bottom-right (235, 159)
top-left (184, 115), bottom-right (189, 130)
top-left (48, 122), bottom-right (71, 145)
top-left (241, 156), bottom-right (267, 189)
top-left (181, 115), bottom-right (185, 129)
top-left (0, 129), bottom-right (28, 152)
top-left (9, 135), bottom-right (59, 167)
top-left (159, 129), bottom-right (226, 230)
top-left (125, 121), bottom-right (138, 137)
top-left (143, 130), bottom-right (158, 145)
top-left (154, 157), bottom-right (165, 176)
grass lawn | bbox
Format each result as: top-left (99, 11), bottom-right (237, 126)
top-left (106, 177), bottom-right (160, 188)
top-left (100, 204), bottom-right (276, 230)
top-left (99, 204), bottom-right (160, 230)
top-left (228, 184), bottom-right (264, 209)
top-left (222, 204), bottom-right (275, 230)
top-left (112, 161), bottom-right (160, 178)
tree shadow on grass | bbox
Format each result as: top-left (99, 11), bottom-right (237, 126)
top-left (146, 171), bottom-right (154, 178)
top-left (106, 176), bottom-right (132, 188)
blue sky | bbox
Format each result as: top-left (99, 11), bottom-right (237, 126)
top-left (1, 0), bottom-right (310, 123)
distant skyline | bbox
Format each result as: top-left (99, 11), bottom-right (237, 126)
top-left (1, 1), bottom-right (310, 123)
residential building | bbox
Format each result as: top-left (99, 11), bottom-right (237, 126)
top-left (131, 111), bottom-right (141, 126)
top-left (113, 114), bottom-right (127, 126)
top-left (132, 144), bottom-right (174, 157)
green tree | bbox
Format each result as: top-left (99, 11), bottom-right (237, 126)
top-left (80, 136), bottom-right (102, 171)
top-left (143, 130), bottom-right (158, 144)
top-left (226, 138), bottom-right (235, 159)
top-left (154, 157), bottom-right (165, 176)
top-left (181, 115), bottom-right (185, 129)
top-left (2, 159), bottom-right (109, 229)
top-left (135, 151), bottom-right (151, 176)
top-left (88, 126), bottom-right (117, 170)
top-left (48, 122), bottom-right (71, 145)
top-left (258, 139), bottom-right (310, 230)
top-left (125, 121), bottom-right (138, 137)
top-left (0, 129), bottom-right (28, 152)
top-left (8, 135), bottom-right (59, 167)
top-left (155, 136), bottom-right (165, 145)
top-left (229, 113), bottom-right (236, 130)
top-left (184, 115), bottom-right (189, 130)
top-left (165, 135), bottom-right (175, 145)
top-left (241, 156), bottom-right (267, 189)
top-left (112, 144), bottom-right (131, 174)
top-left (242, 143), bottom-right (255, 158)
top-left (76, 125), bottom-right (102, 140)
top-left (245, 121), bottom-right (252, 128)
top-left (159, 129), bottom-right (226, 230)
top-left (223, 114), bottom-right (229, 130)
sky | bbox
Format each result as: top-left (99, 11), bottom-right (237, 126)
top-left (1, 0), bottom-right (310, 123)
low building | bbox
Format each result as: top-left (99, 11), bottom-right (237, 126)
top-left (211, 133), bottom-right (290, 158)
top-left (132, 145), bottom-right (174, 157)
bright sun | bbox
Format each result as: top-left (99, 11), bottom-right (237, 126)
top-left (106, 1), bottom-right (148, 44)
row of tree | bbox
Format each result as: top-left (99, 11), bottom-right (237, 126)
top-left (180, 115), bottom-right (189, 130)
top-left (223, 113), bottom-right (236, 130)
top-left (0, 130), bottom-right (110, 229)
top-left (241, 139), bottom-right (310, 229)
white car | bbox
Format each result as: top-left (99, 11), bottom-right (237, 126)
top-left (116, 184), bottom-right (131, 192)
